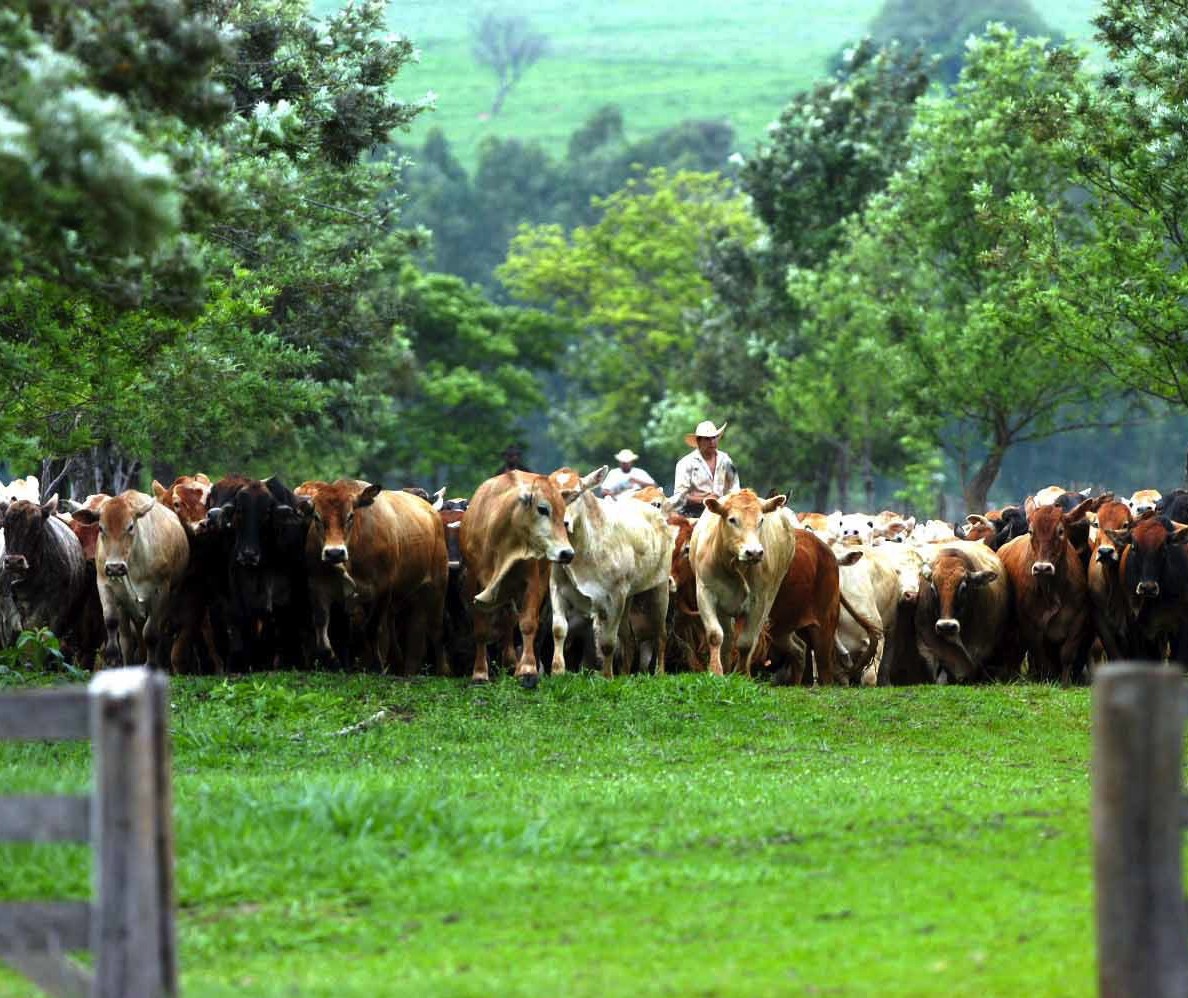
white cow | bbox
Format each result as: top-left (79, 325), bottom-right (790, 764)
top-left (549, 467), bottom-right (674, 678)
top-left (832, 542), bottom-right (897, 686)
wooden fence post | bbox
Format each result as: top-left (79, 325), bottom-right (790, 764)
top-left (90, 668), bottom-right (177, 998)
top-left (1092, 662), bottom-right (1188, 998)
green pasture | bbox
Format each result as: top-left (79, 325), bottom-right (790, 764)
top-left (311, 0), bottom-right (1103, 166)
top-left (0, 673), bottom-right (1115, 996)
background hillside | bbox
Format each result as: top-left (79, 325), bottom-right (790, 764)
top-left (313, 0), bottom-right (1102, 166)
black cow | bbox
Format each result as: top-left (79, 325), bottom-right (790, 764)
top-left (206, 475), bottom-right (309, 670)
top-left (1, 497), bottom-right (93, 658)
top-left (1111, 515), bottom-right (1188, 666)
top-left (1156, 489), bottom-right (1188, 524)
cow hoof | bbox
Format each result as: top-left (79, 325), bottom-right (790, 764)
top-left (518, 672), bottom-right (540, 690)
top-left (470, 676), bottom-right (490, 686)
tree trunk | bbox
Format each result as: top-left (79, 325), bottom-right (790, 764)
top-left (490, 79), bottom-right (512, 116)
top-left (862, 437), bottom-right (875, 512)
top-left (962, 447), bottom-right (1007, 514)
top-left (812, 450), bottom-right (835, 513)
top-left (835, 441), bottom-right (851, 512)
top-left (66, 444), bottom-right (144, 499)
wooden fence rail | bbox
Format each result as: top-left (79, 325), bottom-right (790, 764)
top-left (1092, 662), bottom-right (1188, 998)
top-left (0, 668), bottom-right (176, 998)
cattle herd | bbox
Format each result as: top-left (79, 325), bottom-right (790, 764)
top-left (0, 468), bottom-right (1184, 687)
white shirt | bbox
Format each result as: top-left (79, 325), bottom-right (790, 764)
top-left (601, 465), bottom-right (656, 498)
top-left (673, 449), bottom-right (740, 503)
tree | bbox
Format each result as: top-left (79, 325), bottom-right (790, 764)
top-left (795, 27), bottom-right (1115, 512)
top-left (499, 168), bottom-right (757, 467)
top-left (984, 0), bottom-right (1188, 413)
top-left (694, 39), bottom-right (931, 499)
top-left (0, 0), bottom-right (433, 489)
top-left (863, 0), bottom-right (1057, 83)
top-left (471, 13), bottom-right (549, 117)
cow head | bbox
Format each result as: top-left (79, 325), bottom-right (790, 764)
top-left (1113, 516), bottom-right (1188, 600)
top-left (64, 493), bottom-right (110, 562)
top-left (296, 480), bottom-right (381, 565)
top-left (920, 549), bottom-right (998, 639)
top-left (210, 477), bottom-right (302, 568)
top-left (549, 466), bottom-right (607, 537)
top-left (71, 492), bottom-right (154, 578)
top-left (705, 490), bottom-right (786, 564)
top-left (957, 514), bottom-right (996, 545)
top-left (827, 511), bottom-right (875, 545)
top-left (512, 471), bottom-right (577, 564)
top-left (1093, 501), bottom-right (1133, 565)
top-left (1, 496), bottom-right (59, 580)
top-left (1127, 489), bottom-right (1161, 516)
top-left (1025, 502), bottom-right (1090, 577)
top-left (153, 474), bottom-right (212, 536)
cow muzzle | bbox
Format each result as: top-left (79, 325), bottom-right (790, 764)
top-left (1031, 561), bottom-right (1056, 576)
top-left (1096, 546), bottom-right (1117, 564)
top-left (552, 547), bottom-right (575, 565)
top-left (935, 618), bottom-right (961, 637)
top-left (3, 555), bottom-right (28, 576)
top-left (236, 549), bottom-right (261, 568)
top-left (105, 561), bottom-right (128, 578)
top-left (1137, 580), bottom-right (1160, 598)
top-left (322, 545), bottom-right (348, 565)
top-left (738, 546), bottom-right (765, 563)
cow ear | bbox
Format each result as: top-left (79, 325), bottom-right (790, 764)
top-left (968, 570), bottom-right (998, 587)
top-left (1171, 523), bottom-right (1188, 545)
top-left (1064, 497), bottom-right (1095, 523)
top-left (40, 495), bottom-right (59, 518)
top-left (295, 495), bottom-right (315, 519)
top-left (659, 497), bottom-right (678, 518)
top-left (152, 480), bottom-right (168, 501)
top-left (70, 507), bottom-right (99, 525)
top-left (196, 473), bottom-right (211, 486)
top-left (581, 466), bottom-right (609, 493)
top-left (705, 497), bottom-right (725, 517)
top-left (356, 484), bottom-right (382, 508)
top-left (132, 495), bottom-right (155, 518)
top-left (966, 514), bottom-right (990, 527)
top-left (1105, 528), bottom-right (1131, 547)
top-left (837, 549), bottom-right (864, 566)
top-left (761, 494), bottom-right (787, 513)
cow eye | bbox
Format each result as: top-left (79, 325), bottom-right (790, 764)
top-left (537, 504), bottom-right (549, 516)
top-left (728, 516), bottom-right (739, 527)
top-left (758, 516), bottom-right (765, 527)
top-left (127, 522), bottom-right (135, 534)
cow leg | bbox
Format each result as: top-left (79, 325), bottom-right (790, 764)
top-left (593, 601), bottom-right (626, 679)
top-left (696, 585), bottom-right (726, 676)
top-left (514, 569), bottom-right (547, 685)
top-left (650, 582), bottom-right (670, 676)
top-left (470, 607), bottom-right (494, 683)
top-left (401, 598), bottom-right (431, 678)
top-left (549, 576), bottom-right (570, 676)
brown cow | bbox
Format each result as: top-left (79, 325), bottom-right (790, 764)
top-left (457, 470), bottom-right (576, 686)
top-left (71, 491), bottom-right (190, 669)
top-left (915, 543), bottom-right (1013, 683)
top-left (296, 480), bottom-right (448, 674)
top-left (1088, 500), bottom-right (1134, 662)
top-left (689, 490), bottom-right (796, 676)
top-left (998, 501), bottom-right (1095, 683)
top-left (765, 528), bottom-right (843, 685)
top-left (149, 475), bottom-right (224, 674)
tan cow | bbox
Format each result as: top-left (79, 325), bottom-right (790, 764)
top-left (71, 491), bottom-right (189, 669)
top-left (296, 480), bottom-right (448, 674)
top-left (689, 489), bottom-right (797, 676)
top-left (458, 470), bottom-right (576, 686)
top-left (548, 467), bottom-right (672, 678)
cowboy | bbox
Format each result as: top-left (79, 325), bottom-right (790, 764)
top-left (600, 448), bottom-right (657, 499)
top-left (673, 419), bottom-right (740, 515)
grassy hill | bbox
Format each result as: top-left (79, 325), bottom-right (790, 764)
top-left (313, 0), bottom-right (1103, 167)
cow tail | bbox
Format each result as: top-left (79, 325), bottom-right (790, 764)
top-left (838, 590), bottom-right (882, 644)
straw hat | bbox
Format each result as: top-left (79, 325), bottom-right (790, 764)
top-left (614, 448), bottom-right (639, 464)
top-left (684, 419), bottom-right (728, 448)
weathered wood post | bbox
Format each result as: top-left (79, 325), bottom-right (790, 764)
top-left (0, 666), bottom-right (176, 998)
top-left (1092, 662), bottom-right (1188, 998)
top-left (90, 667), bottom-right (177, 998)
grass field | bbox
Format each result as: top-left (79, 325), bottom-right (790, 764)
top-left (0, 672), bottom-right (1111, 996)
top-left (310, 0), bottom-right (1105, 167)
